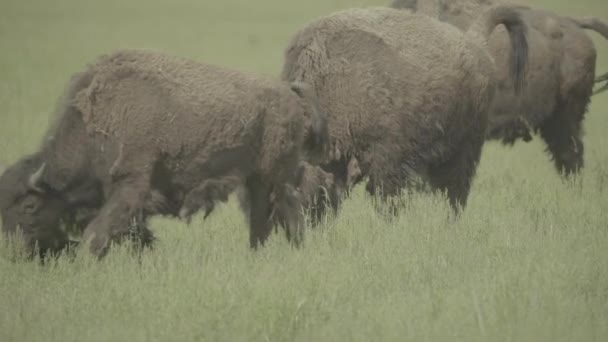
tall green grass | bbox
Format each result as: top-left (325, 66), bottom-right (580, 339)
top-left (1, 0), bottom-right (607, 341)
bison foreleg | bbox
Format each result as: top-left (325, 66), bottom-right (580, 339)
top-left (540, 117), bottom-right (584, 176)
top-left (271, 184), bottom-right (305, 247)
top-left (244, 176), bottom-right (274, 249)
top-left (428, 136), bottom-right (484, 214)
top-left (365, 160), bottom-right (420, 218)
top-left (82, 178), bottom-right (153, 258)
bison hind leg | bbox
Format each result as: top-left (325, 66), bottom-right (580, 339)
top-left (272, 184), bottom-right (305, 247)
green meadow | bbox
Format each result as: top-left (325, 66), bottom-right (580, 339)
top-left (0, 0), bottom-right (607, 341)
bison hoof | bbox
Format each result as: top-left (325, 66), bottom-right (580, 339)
top-left (84, 232), bottom-right (110, 259)
top-left (178, 207), bottom-right (192, 223)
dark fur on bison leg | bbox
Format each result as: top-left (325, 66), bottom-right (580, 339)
top-left (428, 139), bottom-right (484, 214)
top-left (540, 118), bottom-right (584, 176)
top-left (272, 184), bottom-right (305, 247)
top-left (179, 176), bottom-right (240, 223)
top-left (82, 178), bottom-right (152, 258)
top-left (245, 176), bottom-right (273, 249)
top-left (126, 211), bottom-right (156, 254)
top-left (540, 104), bottom-right (585, 176)
top-left (486, 116), bottom-right (533, 145)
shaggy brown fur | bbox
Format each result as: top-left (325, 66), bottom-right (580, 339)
top-left (281, 6), bottom-right (529, 214)
top-left (178, 160), bottom-right (341, 228)
top-left (178, 176), bottom-right (242, 222)
top-left (391, 0), bottom-right (607, 175)
top-left (0, 49), bottom-right (328, 258)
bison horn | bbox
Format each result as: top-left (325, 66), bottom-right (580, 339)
top-left (28, 163), bottom-right (46, 192)
top-left (289, 81), bottom-right (310, 98)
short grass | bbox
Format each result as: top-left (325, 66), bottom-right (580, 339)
top-left (1, 0), bottom-right (607, 341)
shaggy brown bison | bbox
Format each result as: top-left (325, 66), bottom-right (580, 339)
top-left (281, 6), bottom-right (529, 216)
top-left (391, 0), bottom-right (608, 175)
top-left (0, 49), bottom-right (328, 258)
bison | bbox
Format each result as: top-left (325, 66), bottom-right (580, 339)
top-left (0, 49), bottom-right (328, 258)
top-left (391, 0), bottom-right (608, 175)
top-left (281, 6), bottom-right (529, 217)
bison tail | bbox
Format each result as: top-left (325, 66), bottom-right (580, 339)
top-left (466, 5), bottom-right (529, 94)
top-left (593, 75), bottom-right (608, 95)
top-left (569, 16), bottom-right (608, 95)
top-left (570, 16), bottom-right (608, 40)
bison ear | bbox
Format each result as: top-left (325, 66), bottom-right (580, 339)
top-left (28, 163), bottom-right (47, 193)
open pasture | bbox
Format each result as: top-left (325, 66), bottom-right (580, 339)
top-left (0, 0), bottom-right (607, 341)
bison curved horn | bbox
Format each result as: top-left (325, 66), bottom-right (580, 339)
top-left (289, 81), bottom-right (310, 98)
top-left (28, 163), bottom-right (46, 193)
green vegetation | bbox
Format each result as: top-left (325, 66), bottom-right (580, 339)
top-left (1, 0), bottom-right (607, 341)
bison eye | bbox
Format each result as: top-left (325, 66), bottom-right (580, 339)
top-left (22, 197), bottom-right (40, 214)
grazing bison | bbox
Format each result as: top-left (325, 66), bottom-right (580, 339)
top-left (281, 6), bottom-right (529, 216)
top-left (0, 49), bottom-right (328, 258)
top-left (391, 0), bottom-right (608, 175)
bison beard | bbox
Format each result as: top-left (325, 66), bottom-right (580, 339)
top-left (0, 49), bottom-right (328, 258)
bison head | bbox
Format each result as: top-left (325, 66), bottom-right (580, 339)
top-left (0, 155), bottom-right (72, 256)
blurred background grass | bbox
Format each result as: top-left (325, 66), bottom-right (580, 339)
top-left (0, 0), bottom-right (607, 341)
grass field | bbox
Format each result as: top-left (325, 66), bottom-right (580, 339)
top-left (1, 0), bottom-right (608, 341)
